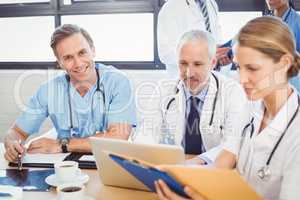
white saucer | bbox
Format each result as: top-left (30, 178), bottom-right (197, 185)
top-left (45, 171), bottom-right (89, 187)
top-left (51, 195), bottom-right (94, 200)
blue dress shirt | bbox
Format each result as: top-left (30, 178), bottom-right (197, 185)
top-left (184, 84), bottom-right (209, 115)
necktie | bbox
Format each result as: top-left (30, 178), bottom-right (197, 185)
top-left (198, 0), bottom-right (212, 33)
top-left (184, 96), bottom-right (204, 154)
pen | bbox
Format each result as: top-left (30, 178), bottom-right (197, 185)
top-left (17, 139), bottom-right (23, 171)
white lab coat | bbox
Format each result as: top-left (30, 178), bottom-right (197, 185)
top-left (158, 72), bottom-right (249, 161)
top-left (157, 0), bottom-right (221, 76)
top-left (237, 90), bottom-right (300, 200)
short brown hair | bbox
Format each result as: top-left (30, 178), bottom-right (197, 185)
top-left (236, 16), bottom-right (300, 78)
top-left (50, 24), bottom-right (94, 57)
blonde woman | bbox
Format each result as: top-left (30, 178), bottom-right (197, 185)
top-left (155, 16), bottom-right (300, 200)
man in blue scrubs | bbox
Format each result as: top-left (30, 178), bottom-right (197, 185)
top-left (266, 0), bottom-right (300, 92)
top-left (4, 24), bottom-right (136, 162)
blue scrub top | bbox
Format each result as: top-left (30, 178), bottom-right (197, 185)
top-left (282, 8), bottom-right (300, 93)
top-left (283, 8), bottom-right (300, 52)
top-left (15, 64), bottom-right (137, 139)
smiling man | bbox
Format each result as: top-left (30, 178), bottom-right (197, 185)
top-left (4, 24), bottom-right (136, 162)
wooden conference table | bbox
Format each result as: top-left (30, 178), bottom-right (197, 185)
top-left (0, 145), bottom-right (193, 200)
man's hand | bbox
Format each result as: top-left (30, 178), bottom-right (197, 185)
top-left (216, 47), bottom-right (232, 66)
top-left (155, 179), bottom-right (206, 200)
top-left (67, 123), bottom-right (132, 152)
top-left (185, 157), bottom-right (206, 165)
top-left (214, 150), bottom-right (236, 169)
top-left (4, 126), bottom-right (27, 162)
top-left (27, 138), bottom-right (61, 154)
top-left (4, 139), bottom-right (25, 162)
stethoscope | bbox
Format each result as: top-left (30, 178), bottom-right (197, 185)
top-left (267, 7), bottom-right (292, 23)
top-left (159, 73), bottom-right (219, 145)
top-left (242, 95), bottom-right (300, 181)
top-left (282, 7), bottom-right (292, 23)
top-left (162, 73), bottom-right (219, 127)
top-left (65, 68), bottom-right (105, 137)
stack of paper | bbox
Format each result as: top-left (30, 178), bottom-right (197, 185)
top-left (0, 185), bottom-right (22, 199)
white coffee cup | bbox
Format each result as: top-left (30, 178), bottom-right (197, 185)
top-left (57, 183), bottom-right (84, 200)
top-left (54, 161), bottom-right (79, 183)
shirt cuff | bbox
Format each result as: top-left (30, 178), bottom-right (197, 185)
top-left (197, 154), bottom-right (212, 165)
top-left (198, 145), bottom-right (223, 164)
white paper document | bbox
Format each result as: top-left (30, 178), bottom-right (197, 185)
top-left (79, 155), bottom-right (95, 162)
top-left (22, 152), bottom-right (70, 164)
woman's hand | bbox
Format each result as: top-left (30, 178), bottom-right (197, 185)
top-left (155, 179), bottom-right (206, 200)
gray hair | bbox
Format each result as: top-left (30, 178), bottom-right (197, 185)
top-left (50, 24), bottom-right (94, 57)
top-left (176, 30), bottom-right (217, 60)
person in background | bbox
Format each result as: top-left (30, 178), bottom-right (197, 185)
top-left (265, 0), bottom-right (300, 92)
top-left (157, 0), bottom-right (231, 77)
top-left (155, 16), bottom-right (300, 200)
top-left (4, 24), bottom-right (136, 162)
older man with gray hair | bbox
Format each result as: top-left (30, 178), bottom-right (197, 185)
top-left (158, 30), bottom-right (249, 168)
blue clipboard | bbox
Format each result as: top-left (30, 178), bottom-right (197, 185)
top-left (109, 153), bottom-right (188, 198)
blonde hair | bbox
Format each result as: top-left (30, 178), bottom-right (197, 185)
top-left (236, 16), bottom-right (300, 78)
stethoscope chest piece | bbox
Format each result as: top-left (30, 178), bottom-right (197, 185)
top-left (257, 165), bottom-right (271, 181)
top-left (70, 128), bottom-right (77, 137)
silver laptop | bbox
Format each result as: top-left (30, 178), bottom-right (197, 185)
top-left (90, 137), bottom-right (184, 191)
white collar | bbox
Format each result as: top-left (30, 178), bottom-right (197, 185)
top-left (251, 88), bottom-right (299, 137)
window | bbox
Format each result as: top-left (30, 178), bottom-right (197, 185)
top-left (62, 13), bottom-right (154, 62)
top-left (70, 0), bottom-right (107, 2)
top-left (0, 0), bottom-right (161, 69)
top-left (219, 12), bottom-right (261, 42)
top-left (0, 16), bottom-right (55, 62)
top-left (0, 0), bottom-right (49, 4)
top-left (0, 0), bottom-right (272, 69)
